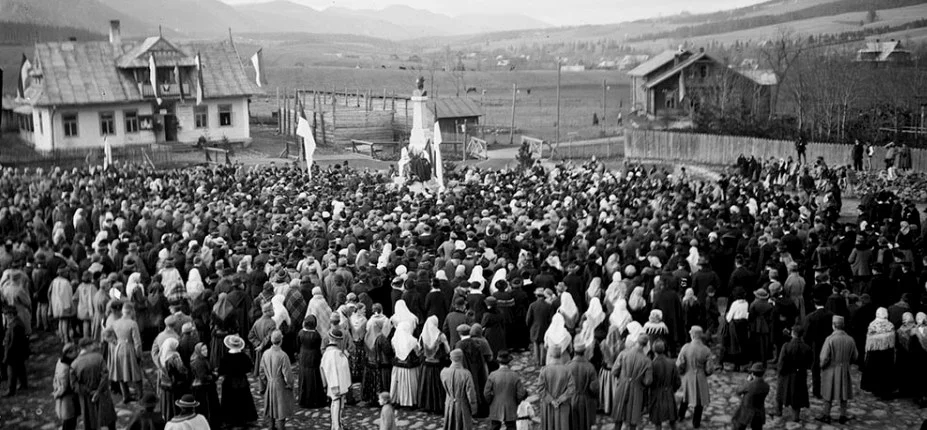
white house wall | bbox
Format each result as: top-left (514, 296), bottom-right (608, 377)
top-left (41, 102), bottom-right (157, 152)
top-left (173, 98), bottom-right (250, 144)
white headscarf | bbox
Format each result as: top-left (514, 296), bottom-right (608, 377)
top-left (577, 297), bottom-right (604, 356)
top-left (610, 298), bottom-right (632, 334)
top-left (159, 337), bottom-right (180, 368)
top-left (558, 291), bottom-right (579, 322)
top-left (604, 272), bottom-right (624, 313)
top-left (544, 313), bottom-right (572, 352)
top-left (625, 321), bottom-right (644, 348)
top-left (377, 243), bottom-right (393, 270)
top-left (489, 268), bottom-right (507, 294)
top-left (687, 246), bottom-right (700, 273)
top-left (307, 287), bottom-right (332, 339)
top-left (390, 299), bottom-right (418, 331)
top-left (420, 315), bottom-right (446, 351)
top-left (392, 321), bottom-right (419, 361)
top-left (468, 266), bottom-right (486, 289)
top-left (126, 273), bottom-right (143, 299)
top-left (185, 268), bottom-right (204, 301)
top-left (586, 277), bottom-right (602, 303)
top-left (271, 294), bottom-right (290, 329)
top-left (629, 286), bottom-right (646, 311)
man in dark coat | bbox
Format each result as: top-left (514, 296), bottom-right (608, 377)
top-left (526, 288), bottom-right (553, 366)
top-left (484, 350), bottom-right (526, 430)
top-left (691, 258), bottom-right (721, 299)
top-left (816, 316), bottom-right (857, 425)
top-left (481, 297), bottom-right (506, 359)
top-left (70, 338), bottom-right (117, 430)
top-left (562, 263), bottom-right (586, 312)
top-left (506, 278), bottom-right (531, 352)
top-left (728, 255), bottom-right (756, 299)
top-left (748, 288), bottom-right (774, 364)
top-left (2, 305), bottom-right (29, 396)
top-left (456, 324), bottom-right (491, 418)
top-left (443, 298), bottom-right (469, 348)
top-left (424, 278), bottom-right (449, 327)
top-left (732, 363), bottom-right (771, 430)
top-left (770, 282), bottom-right (798, 350)
top-left (775, 325), bottom-right (813, 422)
top-left (652, 281), bottom-right (685, 355)
top-left (567, 344), bottom-right (598, 430)
top-left (802, 298), bottom-right (834, 398)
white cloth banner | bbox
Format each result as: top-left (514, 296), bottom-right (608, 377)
top-left (296, 115), bottom-right (316, 176)
top-left (433, 122), bottom-right (445, 190)
top-left (103, 136), bottom-right (113, 170)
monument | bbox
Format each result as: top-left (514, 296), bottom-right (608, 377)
top-left (396, 76), bottom-right (439, 189)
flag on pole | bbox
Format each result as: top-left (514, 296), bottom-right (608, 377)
top-left (149, 54), bottom-right (161, 105)
top-left (250, 48), bottom-right (264, 88)
top-left (16, 54), bottom-right (31, 99)
top-left (194, 52), bottom-right (204, 105)
top-left (103, 135), bottom-right (113, 170)
top-left (296, 99), bottom-right (316, 177)
top-left (678, 72), bottom-right (685, 103)
top-left (433, 121), bottom-right (445, 190)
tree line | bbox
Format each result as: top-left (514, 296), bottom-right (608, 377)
top-left (0, 22), bottom-right (104, 46)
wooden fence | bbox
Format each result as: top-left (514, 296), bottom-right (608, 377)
top-left (625, 129), bottom-right (927, 170)
top-left (554, 137), bottom-right (625, 160)
top-left (1, 144), bottom-right (175, 169)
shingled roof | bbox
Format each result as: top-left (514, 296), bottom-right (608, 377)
top-left (428, 97), bottom-right (482, 119)
top-left (27, 38), bottom-right (261, 107)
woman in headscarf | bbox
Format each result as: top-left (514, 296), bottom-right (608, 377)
top-left (185, 267), bottom-right (205, 302)
top-left (390, 321), bottom-right (421, 408)
top-left (628, 286), bottom-right (648, 324)
top-left (610, 298), bottom-right (632, 336)
top-left (598, 323), bottom-right (623, 415)
top-left (604, 273), bottom-right (624, 314)
top-left (468, 265), bottom-right (486, 290)
top-left (49, 266), bottom-right (75, 342)
top-left (489, 267), bottom-right (507, 295)
top-left (297, 315), bottom-right (326, 408)
top-left (210, 292), bottom-right (236, 369)
top-left (558, 291), bottom-right (579, 333)
top-left (577, 297), bottom-right (605, 360)
top-left (52, 343), bottom-right (79, 430)
top-left (896, 312), bottom-right (918, 399)
top-left (643, 309), bottom-right (668, 355)
top-left (390, 299), bottom-right (419, 332)
top-left (586, 277), bottom-right (602, 305)
top-left (363, 307), bottom-right (395, 404)
top-left (861, 307), bottom-right (896, 400)
top-left (270, 294), bottom-right (291, 332)
top-left (190, 342), bottom-right (221, 429)
top-left (418, 315), bottom-right (449, 414)
top-left (913, 313), bottom-right (927, 406)
top-left (349, 303), bottom-right (368, 383)
top-left (306, 287), bottom-right (333, 340)
top-left (623, 321), bottom-right (648, 355)
top-left (681, 288), bottom-right (704, 333)
top-left (158, 337), bottom-right (189, 421)
top-left (544, 313), bottom-right (572, 364)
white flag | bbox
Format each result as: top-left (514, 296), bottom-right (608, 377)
top-left (194, 52), bottom-right (204, 105)
top-left (103, 136), bottom-right (113, 170)
top-left (433, 121), bottom-right (445, 190)
top-left (149, 54), bottom-right (161, 105)
top-left (297, 114), bottom-right (316, 176)
top-left (251, 48), bottom-right (264, 88)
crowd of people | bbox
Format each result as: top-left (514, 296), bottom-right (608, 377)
top-left (0, 156), bottom-right (926, 430)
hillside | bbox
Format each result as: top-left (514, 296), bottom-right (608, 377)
top-left (98, 0), bottom-right (251, 36)
top-left (0, 0), bottom-right (157, 36)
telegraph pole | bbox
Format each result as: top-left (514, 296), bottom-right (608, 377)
top-left (509, 83), bottom-right (517, 145)
top-left (556, 59), bottom-right (562, 147)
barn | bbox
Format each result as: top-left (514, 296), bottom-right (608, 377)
top-left (428, 97), bottom-right (482, 143)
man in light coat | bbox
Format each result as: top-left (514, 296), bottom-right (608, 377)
top-left (538, 345), bottom-right (575, 430)
top-left (320, 329), bottom-right (352, 430)
top-left (816, 316), bottom-right (858, 425)
top-left (484, 350), bottom-right (526, 430)
top-left (677, 325), bottom-right (711, 429)
top-left (566, 343), bottom-right (598, 430)
top-left (442, 349), bottom-right (478, 430)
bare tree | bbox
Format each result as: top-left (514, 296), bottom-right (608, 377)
top-left (758, 27), bottom-right (806, 119)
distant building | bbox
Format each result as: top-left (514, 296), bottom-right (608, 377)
top-left (596, 60), bottom-right (618, 70)
top-left (561, 65), bottom-right (586, 72)
top-left (14, 20), bottom-right (261, 152)
top-left (618, 55), bottom-right (649, 71)
top-left (855, 39), bottom-right (912, 64)
top-left (627, 48), bottom-right (776, 117)
top-left (428, 97), bottom-right (482, 143)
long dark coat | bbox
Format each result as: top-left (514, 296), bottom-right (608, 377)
top-left (566, 355), bottom-right (598, 430)
top-left (653, 288), bottom-right (685, 354)
top-left (649, 355), bottom-right (680, 423)
top-left (776, 337), bottom-right (812, 408)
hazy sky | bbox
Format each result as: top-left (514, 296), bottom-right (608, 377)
top-left (220, 0), bottom-right (770, 26)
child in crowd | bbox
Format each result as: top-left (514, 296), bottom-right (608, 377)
top-left (379, 391), bottom-right (396, 430)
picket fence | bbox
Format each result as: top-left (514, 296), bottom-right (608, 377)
top-left (624, 129), bottom-right (927, 170)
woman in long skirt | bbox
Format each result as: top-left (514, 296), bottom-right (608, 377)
top-left (210, 292), bottom-right (237, 369)
top-left (218, 334), bottom-right (259, 427)
top-left (190, 342), bottom-right (221, 429)
top-left (157, 337), bottom-right (189, 421)
top-left (862, 307), bottom-right (896, 399)
top-left (598, 325), bottom-right (623, 414)
top-left (723, 289), bottom-right (750, 371)
top-left (349, 303), bottom-right (368, 383)
top-left (390, 321), bottom-right (421, 407)
top-left (297, 316), bottom-right (326, 408)
top-left (418, 315), bottom-right (449, 414)
top-left (363, 309), bottom-right (395, 403)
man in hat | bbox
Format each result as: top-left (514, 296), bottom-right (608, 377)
top-left (249, 301), bottom-right (277, 376)
top-left (802, 297), bottom-right (834, 398)
top-left (127, 393), bottom-right (167, 430)
top-left (261, 330), bottom-right (295, 430)
top-left (538, 345), bottom-right (575, 430)
top-left (443, 297), bottom-right (468, 347)
top-left (567, 342), bottom-right (598, 430)
top-left (456, 323), bottom-right (490, 418)
top-left (526, 287), bottom-right (552, 366)
top-left (748, 288), bottom-right (774, 364)
top-left (165, 394), bottom-right (210, 430)
top-left (70, 338), bottom-right (117, 430)
top-left (484, 349), bottom-right (526, 430)
top-left (320, 329), bottom-right (351, 430)
top-left (2, 305), bottom-right (29, 396)
top-left (677, 326), bottom-right (711, 429)
top-left (691, 257), bottom-right (721, 300)
top-left (775, 325), bottom-right (813, 422)
top-left (441, 349), bottom-right (478, 430)
top-left (732, 363), bottom-right (771, 430)
top-left (613, 334), bottom-right (652, 430)
top-left (816, 316), bottom-right (857, 424)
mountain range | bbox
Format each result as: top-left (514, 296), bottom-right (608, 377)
top-left (0, 0), bottom-right (550, 40)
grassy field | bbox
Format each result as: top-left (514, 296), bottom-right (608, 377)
top-left (255, 66), bottom-right (631, 143)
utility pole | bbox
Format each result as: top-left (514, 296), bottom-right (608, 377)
top-left (556, 59), bottom-right (561, 147)
top-left (602, 79), bottom-right (607, 133)
top-left (509, 83), bottom-right (517, 145)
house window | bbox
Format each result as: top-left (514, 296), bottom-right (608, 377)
top-left (18, 114), bottom-right (33, 132)
top-left (100, 111), bottom-right (116, 136)
top-left (124, 110), bottom-right (139, 133)
top-left (63, 113), bottom-right (78, 137)
top-left (699, 65), bottom-right (708, 79)
top-left (218, 104), bottom-right (232, 127)
top-left (195, 106), bottom-right (208, 128)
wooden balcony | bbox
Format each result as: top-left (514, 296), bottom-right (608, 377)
top-left (140, 83), bottom-right (191, 98)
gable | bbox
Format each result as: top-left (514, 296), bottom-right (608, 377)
top-left (118, 37), bottom-right (195, 68)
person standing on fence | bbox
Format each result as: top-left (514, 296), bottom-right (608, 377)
top-left (795, 135), bottom-right (807, 165)
top-left (885, 142), bottom-right (897, 180)
top-left (852, 140), bottom-right (864, 171)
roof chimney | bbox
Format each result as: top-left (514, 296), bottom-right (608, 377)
top-left (109, 20), bottom-right (122, 46)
